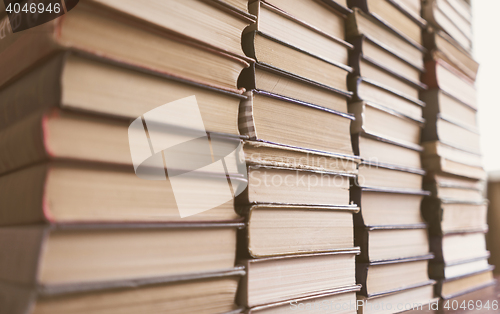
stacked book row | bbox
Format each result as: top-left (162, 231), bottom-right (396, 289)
top-left (421, 0), bottom-right (495, 300)
top-left (345, 0), bottom-right (437, 311)
top-left (0, 1), bottom-right (254, 313)
top-left (236, 0), bottom-right (362, 312)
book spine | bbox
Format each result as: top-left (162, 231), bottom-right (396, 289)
top-left (0, 15), bottom-right (58, 88)
top-left (0, 112), bottom-right (48, 175)
top-left (0, 226), bottom-right (47, 285)
top-left (238, 91), bottom-right (257, 140)
top-left (0, 164), bottom-right (49, 225)
top-left (0, 54), bottom-right (64, 131)
top-left (0, 281), bottom-right (36, 314)
top-left (421, 60), bottom-right (439, 89)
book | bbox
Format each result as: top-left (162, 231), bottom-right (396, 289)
top-left (237, 250), bottom-right (359, 307)
top-left (0, 2), bottom-right (250, 91)
top-left (430, 255), bottom-right (491, 279)
top-left (0, 267), bottom-right (245, 314)
top-left (0, 223), bottom-right (243, 287)
top-left (422, 115), bottom-right (480, 154)
top-left (350, 101), bottom-right (423, 146)
top-left (422, 0), bottom-right (472, 51)
top-left (88, 0), bottom-right (254, 56)
top-left (356, 164), bottom-right (425, 193)
top-left (348, 36), bottom-right (426, 93)
top-left (0, 53), bottom-right (245, 133)
top-left (246, 285), bottom-right (361, 314)
top-left (242, 31), bottom-right (350, 91)
top-left (238, 62), bottom-right (351, 113)
top-left (422, 59), bottom-right (476, 109)
top-left (349, 77), bottom-right (425, 121)
top-left (262, 0), bottom-right (348, 41)
top-left (222, 0), bottom-right (251, 15)
top-left (423, 182), bottom-right (484, 202)
top-left (430, 232), bottom-right (489, 264)
top-left (246, 1), bottom-right (351, 66)
top-left (0, 162), bottom-right (243, 224)
top-left (392, 0), bottom-right (423, 18)
top-left (436, 268), bottom-right (496, 299)
top-left (352, 132), bottom-right (422, 169)
top-left (355, 226), bottom-right (430, 262)
top-left (422, 155), bottom-right (487, 180)
top-left (239, 166), bottom-right (353, 206)
top-left (346, 8), bottom-right (425, 70)
top-left (242, 141), bottom-right (359, 174)
top-left (239, 90), bottom-right (355, 156)
top-left (356, 283), bottom-right (436, 314)
top-left (446, 0), bottom-right (472, 23)
top-left (425, 172), bottom-right (483, 190)
top-left (422, 198), bottom-right (488, 235)
top-left (356, 255), bottom-right (434, 297)
top-left (238, 204), bottom-right (358, 257)
top-left (348, 0), bottom-right (425, 45)
top-left (423, 29), bottom-right (479, 80)
top-left (0, 107), bottom-right (245, 176)
top-left (351, 188), bottom-right (427, 227)
top-left (421, 89), bottom-right (477, 130)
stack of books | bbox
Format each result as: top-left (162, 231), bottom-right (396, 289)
top-left (236, 0), bottom-right (362, 312)
top-left (0, 1), bottom-right (255, 313)
top-left (345, 0), bottom-right (436, 310)
top-left (421, 0), bottom-right (495, 300)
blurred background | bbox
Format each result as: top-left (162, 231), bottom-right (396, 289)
top-left (474, 0), bottom-right (500, 275)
